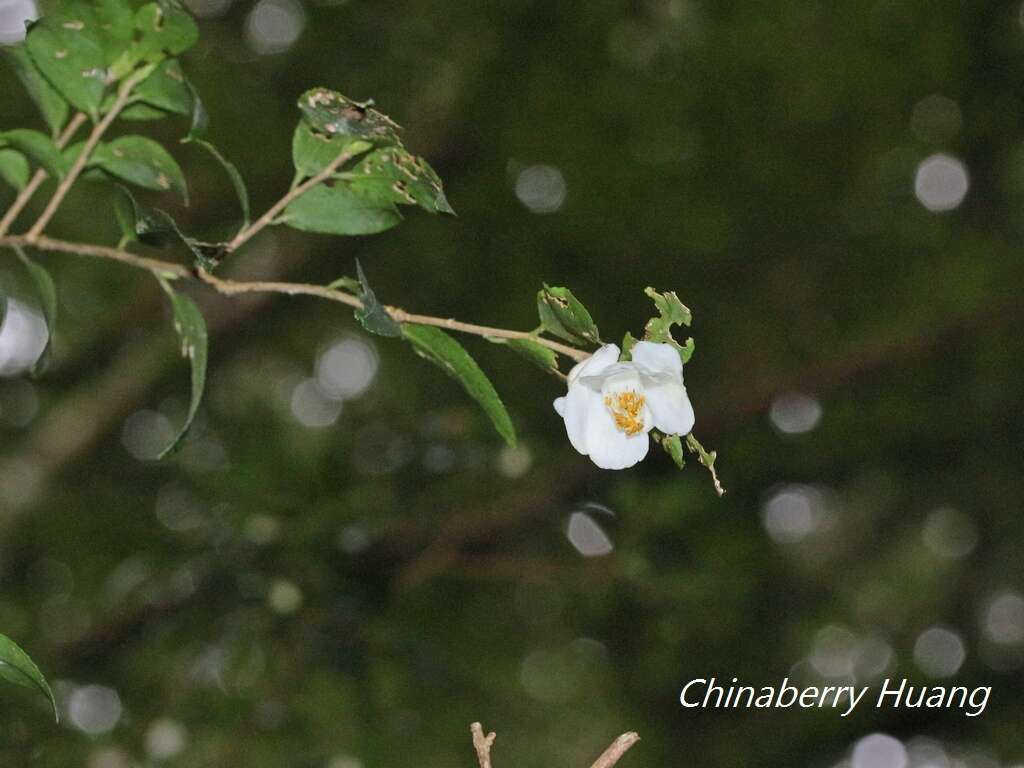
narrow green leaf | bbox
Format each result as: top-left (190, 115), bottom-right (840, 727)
top-left (91, 136), bottom-right (188, 202)
top-left (3, 46), bottom-right (69, 136)
top-left (0, 149), bottom-right (31, 191)
top-left (25, 3), bottom-right (107, 119)
top-left (283, 183), bottom-right (401, 236)
top-left (685, 432), bottom-right (724, 496)
top-left (348, 147), bottom-right (454, 215)
top-left (133, 58), bottom-right (191, 115)
top-left (16, 249), bottom-right (57, 376)
top-left (353, 260), bottom-right (401, 337)
top-left (184, 80), bottom-right (209, 139)
top-left (487, 336), bottom-right (559, 373)
top-left (297, 88), bottom-right (402, 146)
top-left (186, 139), bottom-right (250, 228)
top-left (0, 129), bottom-right (68, 179)
top-left (156, 278), bottom-right (208, 458)
top-left (403, 324), bottom-right (516, 446)
top-left (537, 284), bottom-right (600, 345)
top-left (0, 633), bottom-right (58, 722)
top-left (291, 122), bottom-right (371, 178)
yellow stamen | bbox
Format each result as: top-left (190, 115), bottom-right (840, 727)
top-left (604, 390), bottom-right (646, 435)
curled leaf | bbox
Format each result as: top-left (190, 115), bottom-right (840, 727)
top-left (156, 278), bottom-right (208, 458)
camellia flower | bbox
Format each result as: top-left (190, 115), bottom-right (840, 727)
top-left (553, 342), bottom-right (695, 469)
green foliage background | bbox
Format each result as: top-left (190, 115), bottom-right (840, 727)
top-left (2, 0), bottom-right (1024, 765)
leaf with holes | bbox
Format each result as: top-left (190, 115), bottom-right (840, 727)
top-left (348, 147), bottom-right (454, 215)
top-left (0, 149), bottom-right (30, 191)
top-left (291, 121), bottom-right (371, 178)
top-left (297, 88), bottom-right (402, 146)
top-left (3, 46), bottom-right (69, 136)
top-left (353, 260), bottom-right (401, 337)
top-left (642, 287), bottom-right (694, 364)
top-left (537, 284), bottom-right (600, 345)
top-left (403, 324), bottom-right (516, 446)
top-left (283, 183), bottom-right (401, 236)
top-left (0, 633), bottom-right (58, 722)
top-left (156, 279), bottom-right (208, 458)
top-left (25, 2), bottom-right (107, 119)
top-left (0, 130), bottom-right (68, 179)
top-left (91, 136), bottom-right (188, 201)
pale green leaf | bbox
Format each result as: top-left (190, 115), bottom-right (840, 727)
top-left (292, 121), bottom-right (371, 178)
top-left (403, 324), bottom-right (516, 446)
top-left (283, 183), bottom-right (401, 236)
top-left (642, 287), bottom-right (695, 364)
top-left (156, 279), bottom-right (208, 458)
top-left (659, 432), bottom-right (685, 469)
top-left (0, 149), bottom-right (31, 191)
top-left (0, 633), bottom-right (58, 722)
top-left (3, 46), bottom-right (69, 136)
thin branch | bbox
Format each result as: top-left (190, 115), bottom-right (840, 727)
top-left (225, 148), bottom-right (360, 253)
top-left (0, 112), bottom-right (87, 237)
top-left (470, 723), bottom-right (495, 768)
top-left (25, 72), bottom-right (146, 242)
top-left (0, 234), bottom-right (588, 361)
top-left (589, 732), bottom-right (640, 768)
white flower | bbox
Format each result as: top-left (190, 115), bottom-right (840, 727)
top-left (553, 342), bottom-right (695, 470)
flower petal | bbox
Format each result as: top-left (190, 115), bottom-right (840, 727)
top-left (553, 396), bottom-right (566, 417)
top-left (631, 340), bottom-right (682, 377)
top-left (561, 378), bottom-right (604, 456)
top-left (585, 410), bottom-right (650, 469)
top-left (567, 344), bottom-right (620, 384)
top-left (643, 378), bottom-right (695, 436)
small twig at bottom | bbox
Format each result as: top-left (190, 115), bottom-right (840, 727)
top-left (468, 722), bottom-right (638, 768)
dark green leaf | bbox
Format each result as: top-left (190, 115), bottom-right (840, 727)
top-left (283, 183), bottom-right (401, 236)
top-left (3, 46), bottom-right (69, 136)
top-left (17, 250), bottom-right (58, 376)
top-left (185, 138), bottom-right (250, 228)
top-left (487, 336), bottom-right (559, 373)
top-left (91, 135), bottom-right (188, 201)
top-left (156, 279), bottom-right (208, 459)
top-left (348, 147), bottom-right (454, 215)
top-left (25, 3), bottom-right (107, 119)
top-left (184, 80), bottom-right (209, 139)
top-left (119, 102), bottom-right (172, 120)
top-left (353, 260), bottom-right (401, 337)
top-left (291, 121), bottom-right (371, 178)
top-left (297, 88), bottom-right (401, 146)
top-left (402, 324), bottom-right (516, 446)
top-left (537, 284), bottom-right (600, 345)
top-left (0, 149), bottom-right (30, 191)
top-left (113, 185), bottom-right (222, 269)
top-left (0, 129), bottom-right (68, 179)
top-left (134, 58), bottom-right (191, 114)
top-left (0, 633), bottom-right (58, 722)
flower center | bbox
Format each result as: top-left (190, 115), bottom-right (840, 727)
top-left (604, 390), bottom-right (646, 435)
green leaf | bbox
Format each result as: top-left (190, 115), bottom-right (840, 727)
top-left (0, 149), bottom-right (31, 191)
top-left (297, 88), bottom-right (402, 146)
top-left (642, 287), bottom-right (695, 364)
top-left (402, 324), bottom-right (516, 446)
top-left (291, 121), bottom-right (371, 178)
top-left (134, 1), bottom-right (198, 57)
top-left (536, 284), bottom-right (600, 345)
top-left (0, 633), bottom-right (58, 722)
top-left (25, 3), bottom-right (108, 119)
top-left (685, 433), bottom-right (724, 496)
top-left (659, 432), bottom-right (686, 469)
top-left (283, 183), bottom-right (401, 236)
top-left (348, 147), bottom-right (455, 215)
top-left (3, 46), bottom-right (69, 136)
top-left (353, 260), bottom-right (401, 337)
top-left (0, 129), bottom-right (68, 179)
top-left (94, 0), bottom-right (136, 65)
top-left (621, 331), bottom-right (639, 360)
top-left (16, 250), bottom-right (58, 376)
top-left (326, 276), bottom-right (361, 293)
top-left (185, 138), bottom-right (250, 228)
top-left (113, 186), bottom-right (223, 268)
top-left (487, 336), bottom-right (559, 374)
top-left (132, 58), bottom-right (191, 114)
top-left (156, 278), bottom-right (208, 458)
top-left (90, 136), bottom-right (188, 201)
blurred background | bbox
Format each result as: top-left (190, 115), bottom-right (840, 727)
top-left (2, 0), bottom-right (1024, 765)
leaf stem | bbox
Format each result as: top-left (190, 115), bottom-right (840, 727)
top-left (0, 112), bottom-right (87, 238)
top-left (226, 149), bottom-right (358, 253)
top-left (0, 234), bottom-right (589, 362)
top-left (25, 71), bottom-right (147, 243)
